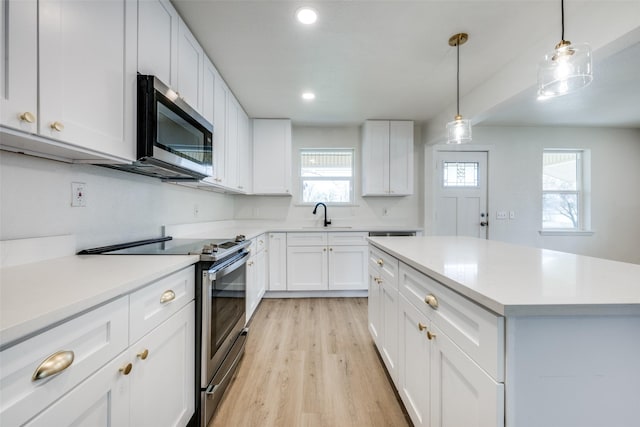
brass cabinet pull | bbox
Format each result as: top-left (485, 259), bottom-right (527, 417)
top-left (20, 112), bottom-right (35, 123)
top-left (50, 121), bottom-right (64, 132)
top-left (137, 349), bottom-right (149, 360)
top-left (377, 259), bottom-right (384, 266)
top-left (374, 277), bottom-right (382, 284)
top-left (418, 322), bottom-right (427, 331)
top-left (425, 294), bottom-right (439, 309)
top-left (32, 350), bottom-right (74, 381)
top-left (427, 330), bottom-right (437, 340)
top-left (160, 290), bottom-right (176, 304)
top-left (247, 261), bottom-right (254, 266)
top-left (119, 363), bottom-right (133, 375)
top-left (259, 240), bottom-right (264, 244)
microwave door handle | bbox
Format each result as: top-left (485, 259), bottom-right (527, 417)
top-left (208, 252), bottom-right (249, 281)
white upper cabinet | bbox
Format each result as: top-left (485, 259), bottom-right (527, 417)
top-left (237, 109), bottom-right (252, 193)
top-left (1, 0), bottom-right (137, 162)
top-left (177, 19), bottom-right (203, 113)
top-left (362, 120), bottom-right (414, 196)
top-left (0, 0), bottom-right (38, 134)
top-left (225, 96), bottom-right (240, 189)
top-left (252, 119), bottom-right (292, 195)
top-left (137, 0), bottom-right (179, 88)
top-left (202, 57), bottom-right (217, 126)
top-left (211, 75), bottom-right (228, 184)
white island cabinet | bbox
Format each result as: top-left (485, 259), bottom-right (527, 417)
top-left (0, 266), bottom-right (195, 427)
top-left (368, 236), bottom-right (640, 427)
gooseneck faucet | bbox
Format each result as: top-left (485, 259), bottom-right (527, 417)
top-left (312, 202), bottom-right (332, 227)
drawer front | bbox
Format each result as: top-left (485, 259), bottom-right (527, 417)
top-left (399, 263), bottom-right (504, 381)
top-left (0, 297), bottom-right (129, 426)
top-left (287, 232), bottom-right (327, 246)
top-left (129, 266), bottom-right (195, 343)
top-left (369, 246), bottom-right (399, 286)
top-left (328, 232), bottom-right (368, 246)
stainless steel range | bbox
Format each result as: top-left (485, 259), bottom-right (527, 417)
top-left (79, 235), bottom-right (250, 427)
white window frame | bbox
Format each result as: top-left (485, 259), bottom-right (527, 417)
top-left (540, 149), bottom-right (593, 235)
top-left (299, 148), bottom-right (354, 205)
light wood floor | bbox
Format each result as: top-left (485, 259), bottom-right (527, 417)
top-left (209, 298), bottom-right (411, 427)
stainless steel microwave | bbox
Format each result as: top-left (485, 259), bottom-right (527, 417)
top-left (108, 75), bottom-right (213, 180)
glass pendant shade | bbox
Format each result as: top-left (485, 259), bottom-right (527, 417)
top-left (446, 115), bottom-right (472, 144)
top-left (538, 41), bottom-right (593, 97)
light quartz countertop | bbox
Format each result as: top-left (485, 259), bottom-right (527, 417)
top-left (0, 254), bottom-right (199, 348)
top-left (368, 236), bottom-right (640, 316)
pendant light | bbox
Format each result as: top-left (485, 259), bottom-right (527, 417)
top-left (537, 0), bottom-right (592, 98)
top-left (446, 33), bottom-right (471, 144)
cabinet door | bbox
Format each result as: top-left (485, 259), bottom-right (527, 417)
top-left (225, 96), bottom-right (239, 189)
top-left (389, 121), bottom-right (414, 195)
top-left (211, 76), bottom-right (228, 184)
top-left (255, 248), bottom-right (266, 300)
top-left (201, 57), bottom-right (217, 126)
top-left (0, 0), bottom-right (37, 132)
top-left (362, 120), bottom-right (389, 195)
top-left (430, 324), bottom-right (504, 427)
top-left (246, 252), bottom-right (258, 321)
top-left (367, 265), bottom-right (382, 346)
top-left (287, 246), bottom-right (328, 291)
top-left (38, 0), bottom-right (136, 160)
top-left (398, 295), bottom-right (430, 427)
top-left (137, 0), bottom-right (178, 89)
top-left (328, 245), bottom-right (368, 290)
top-left (267, 233), bottom-right (287, 291)
top-left (379, 276), bottom-right (399, 382)
top-left (177, 18), bottom-right (203, 113)
top-left (237, 109), bottom-right (252, 193)
top-left (252, 119), bottom-right (292, 195)
top-left (24, 351), bottom-right (131, 427)
top-left (130, 302), bottom-right (195, 427)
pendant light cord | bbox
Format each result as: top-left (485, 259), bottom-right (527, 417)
top-left (561, 0), bottom-right (565, 41)
top-left (456, 40), bottom-right (460, 116)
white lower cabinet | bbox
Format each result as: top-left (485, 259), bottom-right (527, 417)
top-left (370, 246), bottom-right (504, 427)
top-left (247, 234), bottom-right (267, 321)
top-left (286, 232), bottom-right (368, 291)
top-left (24, 351), bottom-right (131, 427)
top-left (267, 233), bottom-right (287, 291)
top-left (130, 302), bottom-right (195, 427)
top-left (0, 267), bottom-right (196, 427)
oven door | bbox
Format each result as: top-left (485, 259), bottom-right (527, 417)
top-left (201, 251), bottom-right (248, 385)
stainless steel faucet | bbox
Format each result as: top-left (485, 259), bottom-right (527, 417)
top-left (312, 202), bottom-right (332, 227)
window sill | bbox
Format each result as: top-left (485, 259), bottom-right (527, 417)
top-left (538, 230), bottom-right (595, 237)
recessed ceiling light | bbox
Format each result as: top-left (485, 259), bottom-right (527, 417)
top-left (302, 92), bottom-right (316, 101)
top-left (296, 7), bottom-right (318, 25)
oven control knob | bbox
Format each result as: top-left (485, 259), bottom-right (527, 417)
top-left (235, 234), bottom-right (246, 242)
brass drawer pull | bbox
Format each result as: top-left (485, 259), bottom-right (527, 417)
top-left (119, 363), bottom-right (133, 375)
top-left (377, 259), bottom-right (384, 266)
top-left (160, 290), bottom-right (176, 304)
top-left (427, 330), bottom-right (437, 340)
top-left (20, 112), bottom-right (35, 123)
top-left (32, 350), bottom-right (75, 381)
top-left (418, 322), bottom-right (427, 331)
top-left (137, 349), bottom-right (149, 360)
top-left (425, 294), bottom-right (439, 309)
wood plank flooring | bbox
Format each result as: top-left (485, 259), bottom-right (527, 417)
top-left (209, 298), bottom-right (411, 427)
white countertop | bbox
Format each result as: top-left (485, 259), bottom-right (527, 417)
top-left (368, 236), bottom-right (640, 316)
top-left (0, 254), bottom-right (198, 347)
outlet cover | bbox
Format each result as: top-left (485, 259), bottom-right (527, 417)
top-left (71, 182), bottom-right (87, 207)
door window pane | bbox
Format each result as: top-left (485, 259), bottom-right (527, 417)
top-left (443, 162), bottom-right (479, 187)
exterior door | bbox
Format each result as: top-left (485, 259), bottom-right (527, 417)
top-left (434, 151), bottom-right (488, 238)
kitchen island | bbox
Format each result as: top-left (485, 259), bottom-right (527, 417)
top-left (367, 236), bottom-right (640, 427)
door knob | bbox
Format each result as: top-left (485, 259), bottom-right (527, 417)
top-left (480, 221), bottom-right (489, 227)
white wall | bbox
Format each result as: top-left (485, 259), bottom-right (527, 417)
top-left (424, 126), bottom-right (640, 264)
top-left (235, 125), bottom-right (423, 227)
top-left (0, 151), bottom-right (235, 250)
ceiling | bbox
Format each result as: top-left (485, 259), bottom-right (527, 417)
top-left (172, 1), bottom-right (640, 129)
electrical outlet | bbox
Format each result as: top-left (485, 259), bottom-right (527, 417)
top-left (71, 182), bottom-right (86, 207)
top-left (193, 204), bottom-right (199, 217)
top-left (383, 207), bottom-right (389, 216)
top-left (496, 211), bottom-right (507, 220)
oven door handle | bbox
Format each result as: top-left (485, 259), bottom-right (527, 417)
top-left (208, 251), bottom-right (249, 281)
